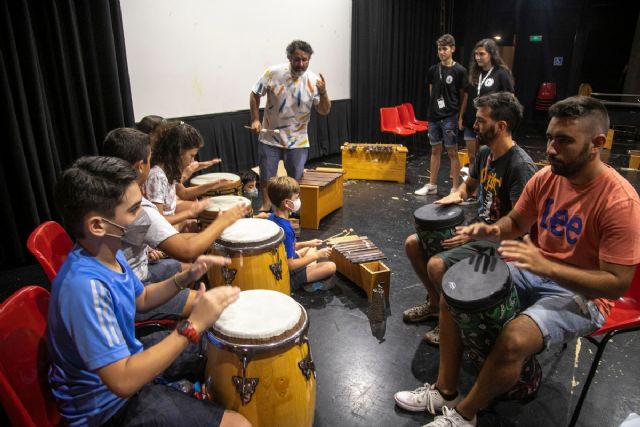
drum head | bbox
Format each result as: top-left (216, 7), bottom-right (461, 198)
top-left (442, 254), bottom-right (511, 312)
top-left (191, 172), bottom-right (240, 186)
top-left (213, 290), bottom-right (302, 340)
top-left (205, 195), bottom-right (251, 212)
top-left (218, 218), bottom-right (281, 244)
top-left (414, 203), bottom-right (465, 230)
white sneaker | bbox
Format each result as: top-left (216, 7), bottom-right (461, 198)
top-left (422, 406), bottom-right (477, 427)
top-left (415, 184), bottom-right (438, 196)
top-left (394, 382), bottom-right (462, 414)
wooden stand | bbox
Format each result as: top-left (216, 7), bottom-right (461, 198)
top-left (341, 143), bottom-right (407, 183)
top-left (328, 235), bottom-right (390, 302)
top-left (629, 150), bottom-right (640, 169)
top-left (457, 148), bottom-right (470, 168)
top-left (298, 169), bottom-right (344, 230)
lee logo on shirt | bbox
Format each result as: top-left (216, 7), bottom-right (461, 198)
top-left (539, 197), bottom-right (583, 244)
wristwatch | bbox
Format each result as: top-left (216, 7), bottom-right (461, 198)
top-left (177, 320), bottom-right (200, 343)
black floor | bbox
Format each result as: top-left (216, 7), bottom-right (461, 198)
top-left (2, 131), bottom-right (640, 427)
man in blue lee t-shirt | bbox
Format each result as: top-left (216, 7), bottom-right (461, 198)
top-left (48, 157), bottom-right (250, 427)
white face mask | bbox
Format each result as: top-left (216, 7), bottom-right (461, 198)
top-left (289, 198), bottom-right (302, 213)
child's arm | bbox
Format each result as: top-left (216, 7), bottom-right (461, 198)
top-left (295, 239), bottom-right (322, 250)
top-left (287, 246), bottom-right (331, 271)
top-left (176, 179), bottom-right (235, 201)
top-left (97, 284), bottom-right (239, 397)
top-left (153, 198), bottom-right (210, 225)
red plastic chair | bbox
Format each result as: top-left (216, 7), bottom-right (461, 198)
top-left (402, 102), bottom-right (428, 128)
top-left (535, 82), bottom-right (557, 111)
top-left (380, 107), bottom-right (416, 136)
top-left (26, 221), bottom-right (177, 332)
top-left (568, 266), bottom-right (640, 427)
top-left (0, 286), bottom-right (64, 427)
top-left (27, 221), bottom-right (73, 282)
top-left (396, 105), bottom-right (428, 132)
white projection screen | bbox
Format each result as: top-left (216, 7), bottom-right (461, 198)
top-left (120, 0), bottom-right (352, 121)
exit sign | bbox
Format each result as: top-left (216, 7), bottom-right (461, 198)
top-left (529, 35), bottom-right (543, 42)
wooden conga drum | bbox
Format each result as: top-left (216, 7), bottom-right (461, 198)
top-left (208, 218), bottom-right (290, 294)
top-left (413, 203), bottom-right (465, 257)
top-left (442, 254), bottom-right (541, 401)
top-left (206, 290), bottom-right (316, 427)
top-left (199, 195), bottom-right (253, 228)
top-left (190, 172), bottom-right (242, 197)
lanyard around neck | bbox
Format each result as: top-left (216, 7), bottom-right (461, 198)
top-left (438, 62), bottom-right (455, 81)
top-left (477, 67), bottom-right (494, 96)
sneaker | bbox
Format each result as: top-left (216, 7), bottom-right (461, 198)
top-left (423, 325), bottom-right (440, 346)
top-left (303, 281), bottom-right (335, 293)
top-left (415, 184), bottom-right (438, 196)
top-left (402, 301), bottom-right (439, 323)
top-left (422, 406), bottom-right (477, 427)
top-left (394, 382), bottom-right (462, 414)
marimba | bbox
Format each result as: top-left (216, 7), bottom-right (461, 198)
top-left (298, 168), bottom-right (344, 229)
top-left (327, 234), bottom-right (390, 302)
top-left (341, 143), bottom-right (407, 183)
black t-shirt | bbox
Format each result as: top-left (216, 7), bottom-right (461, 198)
top-left (462, 67), bottom-right (514, 128)
top-left (470, 144), bottom-right (536, 224)
top-left (425, 62), bottom-right (467, 121)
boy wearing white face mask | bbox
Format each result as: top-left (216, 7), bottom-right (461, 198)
top-left (267, 176), bottom-right (336, 292)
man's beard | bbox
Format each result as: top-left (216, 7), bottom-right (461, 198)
top-left (548, 142), bottom-right (590, 178)
top-left (475, 126), bottom-right (496, 146)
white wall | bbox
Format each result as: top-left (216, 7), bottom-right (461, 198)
top-left (120, 0), bottom-right (352, 121)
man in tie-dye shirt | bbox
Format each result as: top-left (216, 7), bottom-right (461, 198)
top-left (250, 39), bottom-right (331, 211)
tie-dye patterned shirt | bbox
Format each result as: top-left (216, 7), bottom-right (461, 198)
top-left (252, 63), bottom-right (321, 149)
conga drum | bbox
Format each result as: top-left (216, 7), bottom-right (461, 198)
top-left (208, 218), bottom-right (290, 294)
top-left (442, 254), bottom-right (541, 401)
top-left (413, 204), bottom-right (465, 257)
top-left (199, 195), bottom-right (253, 228)
top-left (190, 172), bottom-right (242, 197)
top-left (206, 289), bottom-right (316, 427)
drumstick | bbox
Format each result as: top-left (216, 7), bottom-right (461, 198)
top-left (243, 125), bottom-right (281, 134)
top-left (324, 228), bottom-right (355, 243)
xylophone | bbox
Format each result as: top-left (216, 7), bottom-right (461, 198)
top-left (341, 142), bottom-right (407, 183)
top-left (327, 233), bottom-right (391, 303)
top-left (298, 168), bottom-right (344, 229)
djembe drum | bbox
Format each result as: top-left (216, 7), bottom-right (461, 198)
top-left (190, 172), bottom-right (242, 197)
top-left (199, 195), bottom-right (253, 228)
top-left (442, 254), bottom-right (541, 401)
top-left (206, 289), bottom-right (316, 427)
top-left (208, 218), bottom-right (290, 294)
top-left (413, 203), bottom-right (465, 257)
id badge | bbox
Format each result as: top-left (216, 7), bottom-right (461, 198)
top-left (437, 98), bottom-right (446, 109)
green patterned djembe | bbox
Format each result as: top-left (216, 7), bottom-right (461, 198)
top-left (413, 203), bottom-right (465, 257)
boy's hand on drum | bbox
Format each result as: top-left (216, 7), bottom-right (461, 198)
top-left (498, 235), bottom-right (551, 277)
top-left (217, 204), bottom-right (246, 226)
top-left (441, 234), bottom-right (472, 249)
top-left (187, 255), bottom-right (232, 283)
top-left (435, 192), bottom-right (464, 205)
top-left (189, 283), bottom-right (241, 333)
top-left (456, 223), bottom-right (500, 242)
top-left (190, 197), bottom-right (212, 218)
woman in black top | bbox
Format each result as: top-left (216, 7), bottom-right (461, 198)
top-left (459, 38), bottom-right (514, 173)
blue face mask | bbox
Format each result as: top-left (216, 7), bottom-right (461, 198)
top-left (244, 188), bottom-right (259, 199)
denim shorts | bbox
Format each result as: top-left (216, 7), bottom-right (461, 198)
top-left (463, 126), bottom-right (476, 140)
top-left (259, 143), bottom-right (308, 181)
top-left (508, 264), bottom-right (605, 349)
top-left (428, 115), bottom-right (458, 148)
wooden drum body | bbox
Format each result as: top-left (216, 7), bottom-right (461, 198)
top-left (206, 290), bottom-right (316, 427)
top-left (191, 172), bottom-right (242, 197)
top-left (208, 218), bottom-right (290, 294)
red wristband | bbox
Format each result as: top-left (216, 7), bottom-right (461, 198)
top-left (177, 320), bottom-right (200, 344)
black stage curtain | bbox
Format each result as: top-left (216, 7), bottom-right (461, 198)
top-left (0, 0), bottom-right (134, 269)
top-left (351, 0), bottom-right (440, 143)
top-left (182, 100), bottom-right (351, 174)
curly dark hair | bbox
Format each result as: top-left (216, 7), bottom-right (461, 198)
top-left (474, 92), bottom-right (524, 133)
top-left (151, 122), bottom-right (204, 183)
top-left (55, 156), bottom-right (137, 239)
top-left (468, 38), bottom-right (513, 86)
top-left (286, 40), bottom-right (314, 58)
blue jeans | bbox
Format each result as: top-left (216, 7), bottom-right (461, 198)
top-left (508, 264), bottom-right (605, 348)
top-left (258, 143), bottom-right (308, 182)
top-left (428, 115), bottom-right (458, 148)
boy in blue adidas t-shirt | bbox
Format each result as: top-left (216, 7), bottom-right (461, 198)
top-left (48, 156), bottom-right (249, 427)
top-left (266, 176), bottom-right (336, 292)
